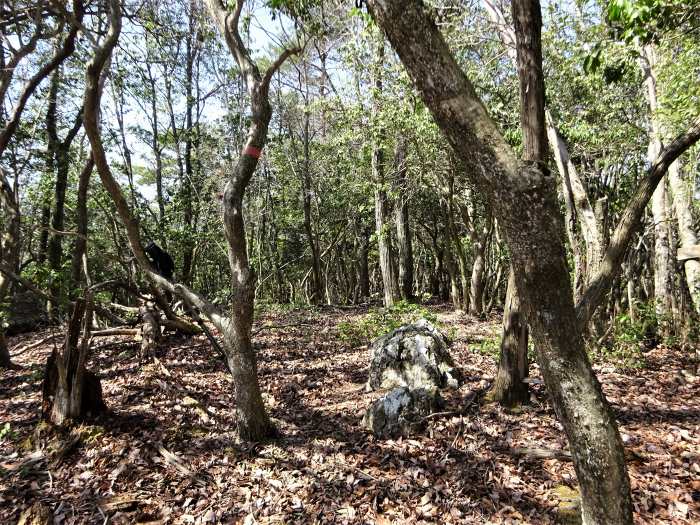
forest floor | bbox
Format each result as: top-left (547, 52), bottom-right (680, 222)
top-left (1, 304), bottom-right (699, 524)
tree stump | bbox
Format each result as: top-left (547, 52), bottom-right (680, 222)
top-left (139, 302), bottom-right (161, 360)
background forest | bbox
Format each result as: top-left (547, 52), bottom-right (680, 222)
top-left (1, 0), bottom-right (699, 523)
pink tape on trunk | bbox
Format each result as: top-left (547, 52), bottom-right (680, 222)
top-left (243, 145), bottom-right (262, 159)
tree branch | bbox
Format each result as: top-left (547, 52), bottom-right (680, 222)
top-left (576, 115), bottom-right (700, 328)
top-left (0, 0), bottom-right (84, 156)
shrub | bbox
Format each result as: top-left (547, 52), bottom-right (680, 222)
top-left (337, 301), bottom-right (440, 348)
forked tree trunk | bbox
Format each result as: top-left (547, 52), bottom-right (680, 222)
top-left (82, 0), bottom-right (297, 441)
top-left (365, 1), bottom-right (632, 522)
top-left (486, 267), bottom-right (529, 406)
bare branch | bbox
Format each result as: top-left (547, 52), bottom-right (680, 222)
top-left (260, 45), bottom-right (302, 92)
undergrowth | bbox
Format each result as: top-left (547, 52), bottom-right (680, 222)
top-left (337, 300), bottom-right (441, 348)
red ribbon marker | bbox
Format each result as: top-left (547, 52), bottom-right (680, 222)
top-left (243, 145), bottom-right (262, 159)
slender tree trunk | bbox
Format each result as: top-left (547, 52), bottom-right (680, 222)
top-left (372, 37), bottom-right (399, 307)
top-left (365, 2), bottom-right (633, 523)
top-left (468, 215), bottom-right (490, 315)
top-left (146, 59), bottom-right (166, 235)
top-left (181, 8), bottom-right (197, 284)
top-left (668, 162), bottom-right (700, 312)
top-left (643, 45), bottom-right (674, 331)
top-left (301, 108), bottom-right (322, 304)
top-left (487, 267), bottom-right (529, 406)
top-left (0, 169), bottom-right (20, 368)
top-left (37, 202), bottom-right (50, 265)
top-left (70, 157), bottom-right (94, 288)
top-left (393, 137), bottom-right (414, 301)
top-left (358, 226), bottom-right (371, 299)
top-left (46, 69), bottom-right (82, 314)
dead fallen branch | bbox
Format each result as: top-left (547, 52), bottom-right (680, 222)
top-left (501, 445), bottom-right (573, 462)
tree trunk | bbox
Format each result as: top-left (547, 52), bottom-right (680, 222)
top-left (181, 10), bottom-right (197, 284)
top-left (139, 302), bottom-right (160, 360)
top-left (145, 58), bottom-right (166, 235)
top-left (358, 225), bottom-right (371, 299)
top-left (0, 330), bottom-right (11, 368)
top-left (70, 157), bottom-right (94, 287)
top-left (0, 169), bottom-right (20, 368)
top-left (46, 67), bottom-right (83, 317)
top-left (365, 2), bottom-right (633, 522)
top-left (42, 296), bottom-right (106, 425)
top-left (302, 107), bottom-right (322, 304)
top-left (487, 267), bottom-right (529, 406)
top-left (668, 162), bottom-right (700, 312)
top-left (372, 37), bottom-right (399, 308)
top-left (643, 45), bottom-right (674, 332)
top-left (393, 137), bottom-right (414, 301)
top-left (469, 230), bottom-right (488, 315)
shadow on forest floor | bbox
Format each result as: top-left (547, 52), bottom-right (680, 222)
top-left (1, 305), bottom-right (698, 523)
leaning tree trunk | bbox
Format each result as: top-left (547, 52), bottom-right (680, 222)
top-left (486, 267), bottom-right (529, 406)
top-left (365, 1), bottom-right (633, 523)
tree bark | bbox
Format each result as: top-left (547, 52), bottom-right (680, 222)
top-left (642, 45), bottom-right (674, 331)
top-left (372, 36), bottom-right (399, 308)
top-left (668, 162), bottom-right (700, 312)
top-left (365, 1), bottom-right (632, 522)
top-left (487, 267), bottom-right (529, 406)
top-left (0, 169), bottom-right (20, 368)
top-left (46, 67), bottom-right (83, 316)
top-left (393, 137), bottom-right (414, 301)
top-left (70, 157), bottom-right (94, 288)
top-left (139, 302), bottom-right (160, 360)
top-left (42, 295), bottom-right (105, 425)
top-left (301, 106), bottom-right (322, 304)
